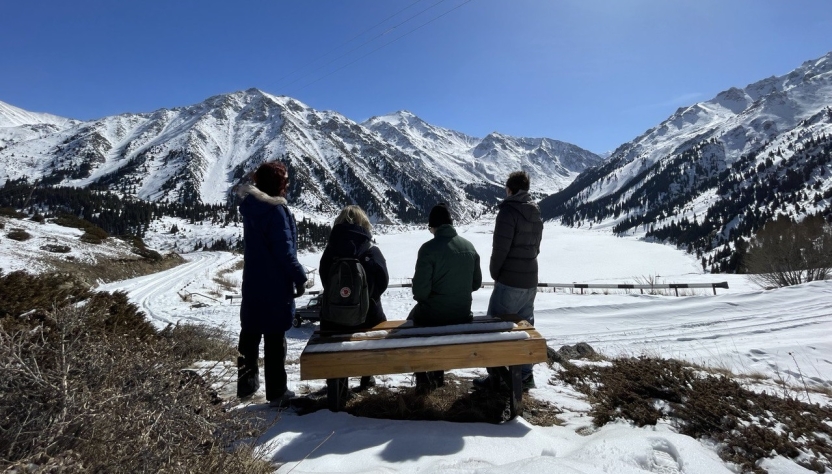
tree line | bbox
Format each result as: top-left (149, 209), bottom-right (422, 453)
top-left (0, 179), bottom-right (331, 252)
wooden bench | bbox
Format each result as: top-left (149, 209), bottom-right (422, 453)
top-left (299, 315), bottom-right (548, 420)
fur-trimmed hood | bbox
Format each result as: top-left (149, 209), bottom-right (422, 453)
top-left (236, 184), bottom-right (287, 207)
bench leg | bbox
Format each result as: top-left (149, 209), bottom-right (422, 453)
top-left (326, 377), bottom-right (349, 412)
top-left (496, 365), bottom-right (523, 420)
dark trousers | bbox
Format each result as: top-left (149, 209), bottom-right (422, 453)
top-left (237, 330), bottom-right (287, 401)
top-left (406, 308), bottom-right (452, 393)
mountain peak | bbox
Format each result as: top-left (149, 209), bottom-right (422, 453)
top-left (0, 100), bottom-right (75, 128)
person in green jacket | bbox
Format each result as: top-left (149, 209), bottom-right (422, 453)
top-left (408, 203), bottom-right (482, 392)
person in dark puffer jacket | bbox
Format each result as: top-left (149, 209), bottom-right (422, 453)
top-left (236, 161), bottom-right (307, 408)
top-left (319, 205), bottom-right (389, 390)
top-left (474, 170), bottom-right (543, 391)
top-left (408, 203), bottom-right (482, 392)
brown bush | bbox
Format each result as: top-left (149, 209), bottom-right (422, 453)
top-left (0, 207), bottom-right (25, 218)
top-left (0, 272), bottom-right (273, 474)
top-left (5, 228), bottom-right (31, 241)
top-left (160, 322), bottom-right (237, 363)
top-left (744, 215), bottom-right (832, 288)
top-left (306, 375), bottom-right (562, 426)
top-left (41, 243), bottom-right (72, 253)
top-left (53, 214), bottom-right (110, 243)
top-left (52, 214), bottom-right (98, 230)
top-left (558, 356), bottom-right (832, 473)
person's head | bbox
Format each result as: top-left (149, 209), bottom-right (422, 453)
top-left (334, 205), bottom-right (372, 234)
top-left (505, 171), bottom-right (530, 196)
top-left (252, 161), bottom-right (289, 197)
top-left (428, 203), bottom-right (453, 232)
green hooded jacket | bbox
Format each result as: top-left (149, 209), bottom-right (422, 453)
top-left (409, 224), bottom-right (482, 326)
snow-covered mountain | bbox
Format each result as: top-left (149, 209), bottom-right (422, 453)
top-left (0, 100), bottom-right (79, 151)
top-left (541, 51), bottom-right (832, 271)
top-left (0, 91), bottom-right (601, 225)
top-left (363, 111), bottom-right (600, 194)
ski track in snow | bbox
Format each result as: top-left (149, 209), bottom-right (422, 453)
top-left (98, 251), bottom-right (236, 326)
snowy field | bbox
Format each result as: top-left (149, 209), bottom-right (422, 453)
top-left (98, 221), bottom-right (832, 474)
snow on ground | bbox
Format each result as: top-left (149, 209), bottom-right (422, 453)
top-left (0, 216), bottom-right (141, 275)
top-left (96, 221), bottom-right (831, 474)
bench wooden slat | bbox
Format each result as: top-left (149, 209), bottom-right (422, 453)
top-left (300, 329), bottom-right (547, 380)
top-left (311, 321), bottom-right (528, 343)
top-left (313, 315), bottom-right (522, 337)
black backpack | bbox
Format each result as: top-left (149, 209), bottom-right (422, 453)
top-left (321, 243), bottom-right (371, 327)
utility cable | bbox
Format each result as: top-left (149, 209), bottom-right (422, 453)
top-left (273, 0), bottom-right (430, 86)
top-left (290, 0), bottom-right (474, 94)
top-left (277, 0), bottom-right (448, 91)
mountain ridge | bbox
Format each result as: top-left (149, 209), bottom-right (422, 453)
top-left (0, 91), bottom-right (602, 225)
top-left (540, 50), bottom-right (832, 272)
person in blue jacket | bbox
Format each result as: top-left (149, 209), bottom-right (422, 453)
top-left (236, 161), bottom-right (307, 408)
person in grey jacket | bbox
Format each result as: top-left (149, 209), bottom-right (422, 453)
top-left (474, 171), bottom-right (543, 390)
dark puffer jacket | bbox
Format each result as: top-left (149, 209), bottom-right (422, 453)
top-left (319, 223), bottom-right (389, 331)
top-left (238, 185), bottom-right (307, 334)
top-left (410, 224), bottom-right (482, 326)
top-left (489, 190), bottom-right (543, 289)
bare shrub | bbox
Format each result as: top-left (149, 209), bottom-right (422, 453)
top-left (79, 230), bottom-right (106, 244)
top-left (214, 260), bottom-right (243, 292)
top-left (0, 207), bottom-right (24, 218)
top-left (0, 272), bottom-right (272, 474)
top-left (6, 228), bottom-right (31, 241)
top-left (327, 375), bottom-right (563, 426)
top-left (160, 322), bottom-right (237, 362)
top-left (558, 356), bottom-right (832, 473)
top-left (41, 243), bottom-right (72, 253)
top-left (120, 235), bottom-right (163, 261)
top-left (744, 215), bottom-right (832, 288)
top-left (633, 274), bottom-right (664, 295)
top-left (213, 274), bottom-right (240, 292)
top-left (52, 214), bottom-right (100, 230)
top-left (52, 214), bottom-right (110, 244)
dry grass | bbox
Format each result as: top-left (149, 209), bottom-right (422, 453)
top-left (45, 252), bottom-right (185, 286)
top-left (213, 259), bottom-right (243, 293)
top-left (0, 270), bottom-right (273, 474)
top-left (293, 374), bottom-right (563, 426)
top-left (557, 356), bottom-right (832, 473)
top-left (213, 274), bottom-right (240, 293)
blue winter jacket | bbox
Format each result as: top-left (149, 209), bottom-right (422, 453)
top-left (238, 185), bottom-right (307, 333)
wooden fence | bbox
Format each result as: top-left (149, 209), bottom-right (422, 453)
top-left (224, 281), bottom-right (729, 302)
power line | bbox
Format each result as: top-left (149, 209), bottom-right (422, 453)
top-left (290, 0), bottom-right (474, 94)
top-left (277, 0), bottom-right (432, 87)
top-left (282, 0), bottom-right (447, 89)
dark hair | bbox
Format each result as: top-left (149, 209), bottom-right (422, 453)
top-left (505, 171), bottom-right (530, 194)
top-left (428, 203), bottom-right (453, 228)
top-left (253, 162), bottom-right (289, 197)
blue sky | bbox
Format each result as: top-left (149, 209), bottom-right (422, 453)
top-left (2, 0), bottom-right (831, 154)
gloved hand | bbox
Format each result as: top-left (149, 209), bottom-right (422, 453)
top-left (294, 282), bottom-right (305, 298)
